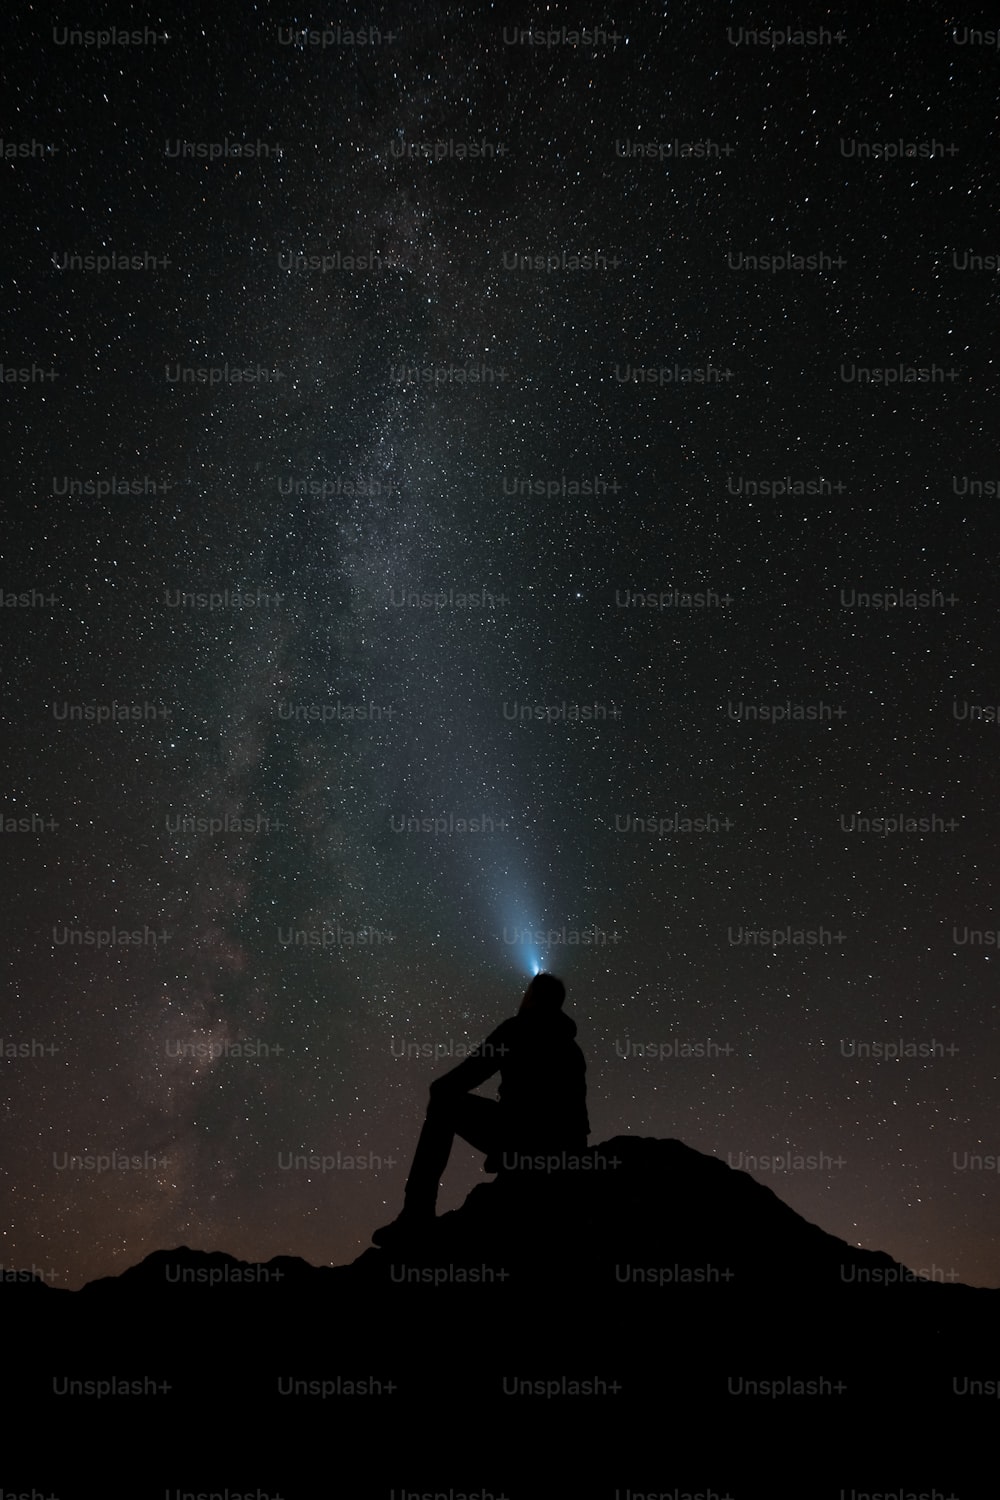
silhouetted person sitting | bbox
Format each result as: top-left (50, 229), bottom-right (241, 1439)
top-left (372, 971), bottom-right (589, 1245)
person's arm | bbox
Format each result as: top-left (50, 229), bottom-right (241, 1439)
top-left (429, 1023), bottom-right (510, 1098)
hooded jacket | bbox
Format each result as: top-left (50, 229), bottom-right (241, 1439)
top-left (429, 1006), bottom-right (590, 1150)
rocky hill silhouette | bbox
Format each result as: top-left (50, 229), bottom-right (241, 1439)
top-left (6, 1137), bottom-right (996, 1422)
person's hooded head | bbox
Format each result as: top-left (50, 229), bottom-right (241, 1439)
top-left (518, 971), bottom-right (566, 1015)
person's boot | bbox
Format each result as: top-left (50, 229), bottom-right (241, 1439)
top-left (371, 1200), bottom-right (436, 1247)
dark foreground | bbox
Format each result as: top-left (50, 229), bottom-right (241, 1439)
top-left (4, 1139), bottom-right (995, 1486)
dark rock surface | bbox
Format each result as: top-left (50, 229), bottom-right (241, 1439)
top-left (5, 1137), bottom-right (995, 1441)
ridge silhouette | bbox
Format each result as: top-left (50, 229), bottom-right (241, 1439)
top-left (5, 1135), bottom-right (997, 1421)
top-left (4, 975), bottom-right (996, 1418)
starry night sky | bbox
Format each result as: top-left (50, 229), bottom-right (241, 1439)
top-left (3, 2), bottom-right (1000, 1290)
